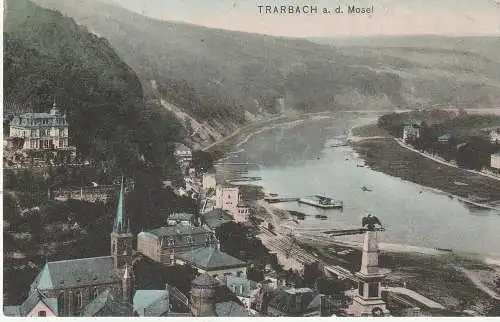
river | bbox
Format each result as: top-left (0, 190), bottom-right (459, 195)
top-left (225, 114), bottom-right (500, 258)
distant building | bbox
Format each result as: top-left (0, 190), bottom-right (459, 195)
top-left (201, 209), bottom-right (233, 230)
top-left (226, 276), bottom-right (260, 311)
top-left (167, 213), bottom-right (197, 227)
top-left (174, 144), bottom-right (192, 164)
top-left (176, 246), bottom-right (247, 278)
top-left (489, 129), bottom-right (500, 144)
top-left (266, 287), bottom-right (326, 317)
top-left (137, 225), bottom-right (217, 266)
top-left (189, 273), bottom-right (250, 317)
top-left (491, 151), bottom-right (500, 170)
top-left (402, 120), bottom-right (422, 142)
top-left (216, 185), bottom-right (240, 210)
top-left (437, 134), bottom-right (451, 144)
top-left (235, 202), bottom-right (251, 223)
top-left (8, 102), bottom-right (75, 154)
top-left (202, 172), bottom-right (217, 190)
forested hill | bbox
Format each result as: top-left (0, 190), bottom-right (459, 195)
top-left (4, 0), bottom-right (183, 174)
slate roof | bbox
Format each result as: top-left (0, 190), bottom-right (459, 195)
top-left (82, 289), bottom-right (133, 317)
top-left (3, 290), bottom-right (58, 317)
top-left (192, 273), bottom-right (219, 287)
top-left (32, 256), bottom-right (120, 290)
top-left (215, 301), bottom-right (250, 317)
top-left (169, 213), bottom-right (196, 222)
top-left (178, 247), bottom-right (246, 270)
top-left (268, 288), bottom-right (318, 316)
top-left (133, 290), bottom-right (169, 317)
top-left (202, 209), bottom-right (233, 229)
top-left (144, 225), bottom-right (212, 238)
top-left (226, 276), bottom-right (259, 297)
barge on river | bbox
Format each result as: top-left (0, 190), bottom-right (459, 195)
top-left (298, 195), bottom-right (343, 209)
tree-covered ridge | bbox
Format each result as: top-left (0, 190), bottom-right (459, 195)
top-left (4, 0), bottom-right (183, 174)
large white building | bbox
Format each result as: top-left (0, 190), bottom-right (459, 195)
top-left (402, 120), bottom-right (421, 142)
top-left (491, 152), bottom-right (500, 170)
top-left (9, 102), bottom-right (73, 152)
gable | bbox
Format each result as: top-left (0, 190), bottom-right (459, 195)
top-left (26, 301), bottom-right (57, 317)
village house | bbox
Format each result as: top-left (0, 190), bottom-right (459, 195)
top-left (190, 273), bottom-right (250, 317)
top-left (136, 225), bottom-right (218, 266)
top-left (489, 129), bottom-right (500, 144)
top-left (265, 287), bottom-right (331, 317)
top-left (174, 144), bottom-right (192, 165)
top-left (202, 171), bottom-right (217, 190)
top-left (225, 276), bottom-right (260, 313)
top-left (215, 185), bottom-right (249, 222)
top-left (8, 102), bottom-right (75, 156)
top-left (175, 246), bottom-right (247, 278)
top-left (201, 209), bottom-right (233, 230)
top-left (402, 120), bottom-right (422, 142)
top-left (490, 151), bottom-right (500, 170)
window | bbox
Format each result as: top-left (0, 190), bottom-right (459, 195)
top-left (57, 293), bottom-right (65, 313)
top-left (93, 287), bottom-right (99, 299)
top-left (75, 291), bottom-right (83, 308)
top-left (167, 238), bottom-right (175, 246)
top-left (38, 311), bottom-right (47, 317)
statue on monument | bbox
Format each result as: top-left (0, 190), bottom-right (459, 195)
top-left (362, 214), bottom-right (383, 231)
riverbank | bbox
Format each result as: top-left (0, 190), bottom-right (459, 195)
top-left (352, 138), bottom-right (500, 207)
top-left (213, 112), bottom-right (500, 315)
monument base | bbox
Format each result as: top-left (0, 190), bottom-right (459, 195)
top-left (347, 296), bottom-right (391, 317)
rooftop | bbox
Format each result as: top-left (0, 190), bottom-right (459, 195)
top-left (178, 247), bottom-right (246, 270)
top-left (215, 301), bottom-right (250, 317)
top-left (202, 209), bottom-right (233, 229)
top-left (133, 289), bottom-right (169, 317)
top-left (82, 289), bottom-right (133, 317)
top-left (32, 256), bottom-right (120, 290)
top-left (192, 273), bottom-right (219, 287)
top-left (4, 290), bottom-right (58, 317)
top-left (142, 225), bottom-right (212, 238)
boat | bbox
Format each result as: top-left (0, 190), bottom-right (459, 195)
top-left (315, 214), bottom-right (328, 219)
top-left (361, 186), bottom-right (372, 192)
top-left (298, 195), bottom-right (343, 209)
top-left (357, 164), bottom-right (365, 167)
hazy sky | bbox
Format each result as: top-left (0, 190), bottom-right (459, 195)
top-left (109, 0), bottom-right (500, 37)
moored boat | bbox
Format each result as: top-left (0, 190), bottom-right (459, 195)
top-left (298, 195), bottom-right (343, 209)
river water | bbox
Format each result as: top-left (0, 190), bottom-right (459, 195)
top-left (227, 114), bottom-right (500, 257)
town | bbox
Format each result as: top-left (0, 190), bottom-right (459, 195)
top-left (4, 101), bottom-right (500, 317)
top-left (3, 0), bottom-right (500, 318)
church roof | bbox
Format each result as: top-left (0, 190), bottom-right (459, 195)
top-left (178, 247), bottom-right (246, 270)
top-left (113, 177), bottom-right (130, 234)
top-left (215, 301), bottom-right (250, 317)
top-left (32, 256), bottom-right (120, 291)
top-left (82, 289), bottom-right (133, 317)
top-left (133, 290), bottom-right (169, 317)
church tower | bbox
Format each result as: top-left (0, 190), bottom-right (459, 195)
top-left (111, 177), bottom-right (134, 270)
top-left (347, 230), bottom-right (391, 317)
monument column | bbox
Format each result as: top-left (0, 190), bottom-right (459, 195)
top-left (347, 230), bottom-right (391, 317)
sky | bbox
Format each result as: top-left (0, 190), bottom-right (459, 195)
top-left (108, 0), bottom-right (500, 37)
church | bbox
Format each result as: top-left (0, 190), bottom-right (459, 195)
top-left (4, 178), bottom-right (135, 317)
